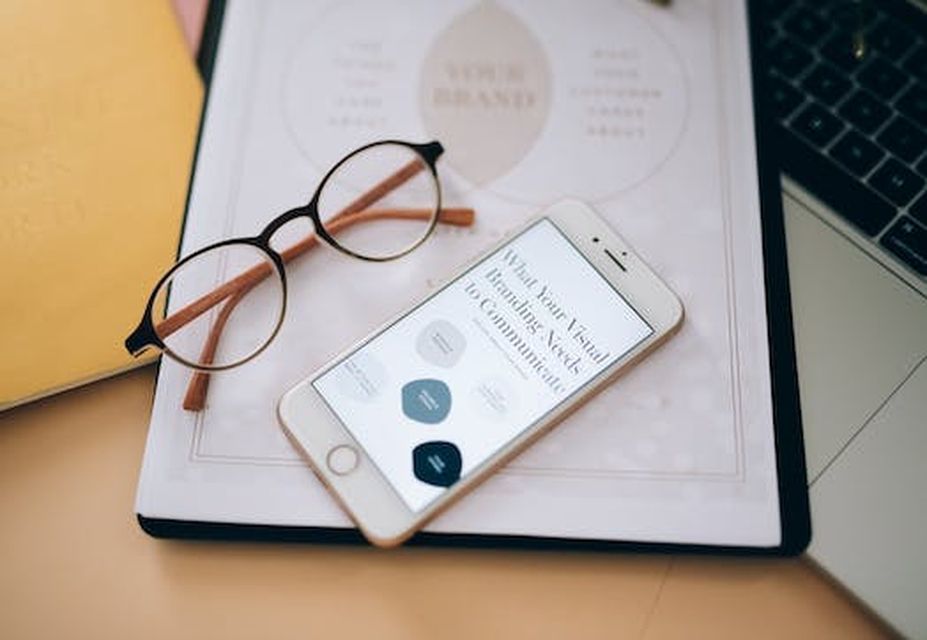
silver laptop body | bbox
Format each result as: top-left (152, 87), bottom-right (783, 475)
top-left (765, 0), bottom-right (927, 635)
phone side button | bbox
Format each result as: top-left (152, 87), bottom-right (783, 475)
top-left (326, 445), bottom-right (359, 476)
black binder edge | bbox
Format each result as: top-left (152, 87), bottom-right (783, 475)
top-left (139, 0), bottom-right (811, 556)
top-left (747, 0), bottom-right (812, 555)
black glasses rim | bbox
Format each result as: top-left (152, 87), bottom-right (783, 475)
top-left (261, 139), bottom-right (444, 262)
top-left (126, 138), bottom-right (445, 363)
top-left (130, 238), bottom-right (288, 371)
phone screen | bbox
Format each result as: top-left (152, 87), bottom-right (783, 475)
top-left (312, 218), bottom-right (653, 512)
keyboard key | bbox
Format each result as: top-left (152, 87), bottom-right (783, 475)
top-left (769, 38), bottom-right (814, 78)
top-left (896, 83), bottom-right (927, 127)
top-left (784, 7), bottom-right (830, 44)
top-left (858, 57), bottom-right (909, 100)
top-left (905, 45), bottom-right (927, 82)
top-left (764, 0), bottom-right (927, 274)
top-left (768, 75), bottom-right (805, 119)
top-left (868, 20), bottom-right (916, 59)
top-left (760, 21), bottom-right (777, 49)
top-left (911, 193), bottom-right (927, 227)
top-left (777, 127), bottom-right (896, 235)
top-left (790, 102), bottom-right (844, 147)
top-left (870, 158), bottom-right (924, 207)
top-left (759, 0), bottom-right (795, 17)
top-left (824, 1), bottom-right (877, 31)
top-left (831, 130), bottom-right (884, 176)
top-left (880, 217), bottom-right (927, 276)
top-left (802, 63), bottom-right (852, 105)
top-left (877, 116), bottom-right (927, 164)
top-left (820, 31), bottom-right (871, 73)
top-left (839, 89), bottom-right (892, 134)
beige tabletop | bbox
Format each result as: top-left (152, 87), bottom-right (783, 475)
top-left (0, 367), bottom-right (893, 639)
top-left (0, 0), bottom-right (899, 637)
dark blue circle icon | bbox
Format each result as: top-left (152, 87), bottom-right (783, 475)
top-left (401, 379), bottom-right (452, 424)
top-left (412, 441), bottom-right (462, 488)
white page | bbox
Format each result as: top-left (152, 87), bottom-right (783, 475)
top-left (137, 0), bottom-right (781, 547)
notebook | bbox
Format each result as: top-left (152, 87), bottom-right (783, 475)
top-left (134, 0), bottom-right (809, 553)
top-left (760, 0), bottom-right (927, 635)
top-left (0, 0), bottom-right (202, 410)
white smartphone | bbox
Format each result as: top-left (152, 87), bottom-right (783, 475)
top-left (277, 199), bottom-right (684, 547)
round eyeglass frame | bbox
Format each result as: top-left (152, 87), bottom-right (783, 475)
top-left (125, 139), bottom-right (445, 372)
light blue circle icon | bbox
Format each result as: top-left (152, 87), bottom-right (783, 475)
top-left (416, 319), bottom-right (466, 368)
top-left (401, 379), bottom-right (452, 424)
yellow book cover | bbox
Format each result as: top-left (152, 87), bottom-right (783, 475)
top-left (0, 0), bottom-right (203, 410)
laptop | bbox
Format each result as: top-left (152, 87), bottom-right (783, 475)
top-left (760, 0), bottom-right (927, 636)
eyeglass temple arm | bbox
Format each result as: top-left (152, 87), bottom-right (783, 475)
top-left (333, 153), bottom-right (426, 221)
top-left (182, 287), bottom-right (249, 410)
top-left (279, 206), bottom-right (474, 263)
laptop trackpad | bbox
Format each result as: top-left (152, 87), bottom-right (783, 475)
top-left (783, 194), bottom-right (927, 481)
top-left (807, 356), bottom-right (927, 636)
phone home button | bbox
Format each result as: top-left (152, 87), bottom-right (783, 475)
top-left (326, 445), bottom-right (359, 476)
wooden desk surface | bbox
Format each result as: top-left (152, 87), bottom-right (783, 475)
top-left (0, 368), bottom-right (892, 639)
top-left (0, 0), bottom-right (897, 637)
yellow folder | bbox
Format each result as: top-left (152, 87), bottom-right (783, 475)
top-left (0, 0), bottom-right (203, 410)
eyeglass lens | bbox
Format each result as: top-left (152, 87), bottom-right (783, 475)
top-left (316, 142), bottom-right (439, 260)
top-left (151, 243), bottom-right (285, 370)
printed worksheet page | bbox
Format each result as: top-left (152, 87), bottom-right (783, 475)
top-left (137, 0), bottom-right (782, 547)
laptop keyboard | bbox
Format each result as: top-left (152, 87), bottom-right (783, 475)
top-left (761, 0), bottom-right (927, 279)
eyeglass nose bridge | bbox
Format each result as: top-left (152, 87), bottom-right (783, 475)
top-left (258, 205), bottom-right (313, 247)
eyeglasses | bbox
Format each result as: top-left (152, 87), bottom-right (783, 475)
top-left (125, 139), bottom-right (475, 411)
